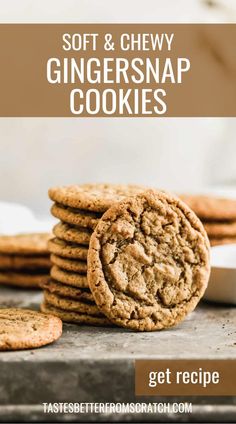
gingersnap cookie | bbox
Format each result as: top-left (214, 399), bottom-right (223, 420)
top-left (51, 265), bottom-right (88, 288)
top-left (53, 222), bottom-right (91, 246)
top-left (51, 204), bottom-right (101, 230)
top-left (88, 189), bottom-right (210, 332)
top-left (204, 221), bottom-right (236, 238)
top-left (179, 194), bottom-right (236, 221)
top-left (0, 233), bottom-right (50, 256)
top-left (41, 302), bottom-right (111, 326)
top-left (0, 308), bottom-right (62, 350)
top-left (40, 279), bottom-right (93, 302)
top-left (49, 183), bottom-right (147, 213)
top-left (0, 254), bottom-right (51, 271)
top-left (44, 291), bottom-right (102, 316)
top-left (48, 238), bottom-right (88, 260)
top-left (210, 237), bottom-right (236, 246)
top-left (0, 271), bottom-right (48, 288)
top-left (50, 254), bottom-right (87, 273)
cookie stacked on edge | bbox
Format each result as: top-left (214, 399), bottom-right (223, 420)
top-left (42, 183), bottom-right (145, 326)
top-left (0, 233), bottom-right (51, 288)
top-left (87, 190), bottom-right (210, 331)
top-left (180, 194), bottom-right (236, 246)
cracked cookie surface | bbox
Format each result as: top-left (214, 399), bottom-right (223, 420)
top-left (88, 189), bottom-right (210, 331)
top-left (0, 308), bottom-right (62, 350)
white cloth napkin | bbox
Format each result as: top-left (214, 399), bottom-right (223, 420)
top-left (0, 202), bottom-right (53, 235)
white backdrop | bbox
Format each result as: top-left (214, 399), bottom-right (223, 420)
top-left (0, 0), bottom-right (236, 216)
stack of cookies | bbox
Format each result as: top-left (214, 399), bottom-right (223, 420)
top-left (180, 194), bottom-right (236, 246)
top-left (43, 188), bottom-right (210, 332)
top-left (0, 233), bottom-right (51, 289)
top-left (42, 183), bottom-right (146, 326)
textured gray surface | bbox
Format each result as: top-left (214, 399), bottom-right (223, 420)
top-left (0, 287), bottom-right (236, 422)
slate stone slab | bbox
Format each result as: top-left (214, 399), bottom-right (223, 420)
top-left (0, 287), bottom-right (235, 422)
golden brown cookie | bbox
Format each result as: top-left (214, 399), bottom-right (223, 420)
top-left (51, 204), bottom-right (101, 230)
top-left (0, 308), bottom-right (62, 350)
top-left (50, 254), bottom-right (87, 273)
top-left (88, 189), bottom-right (210, 332)
top-left (0, 254), bottom-right (51, 271)
top-left (44, 291), bottom-right (102, 316)
top-left (41, 302), bottom-right (112, 326)
top-left (48, 238), bottom-right (88, 260)
top-left (180, 194), bottom-right (236, 221)
top-left (49, 183), bottom-right (147, 213)
top-left (0, 233), bottom-right (50, 256)
top-left (40, 278), bottom-right (93, 302)
top-left (210, 237), bottom-right (236, 246)
top-left (53, 222), bottom-right (91, 245)
top-left (51, 265), bottom-right (88, 288)
top-left (0, 271), bottom-right (48, 288)
top-left (204, 221), bottom-right (236, 238)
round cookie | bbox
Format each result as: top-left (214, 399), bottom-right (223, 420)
top-left (179, 194), bottom-right (236, 221)
top-left (41, 279), bottom-right (93, 302)
top-left (0, 308), bottom-right (62, 350)
top-left (48, 238), bottom-right (88, 260)
top-left (0, 254), bottom-right (51, 271)
top-left (210, 237), bottom-right (236, 247)
top-left (88, 189), bottom-right (210, 332)
top-left (0, 271), bottom-right (48, 288)
top-left (0, 233), bottom-right (50, 256)
top-left (49, 183), bottom-right (147, 213)
top-left (50, 254), bottom-right (87, 274)
top-left (51, 204), bottom-right (101, 230)
top-left (53, 222), bottom-right (91, 246)
top-left (44, 291), bottom-right (102, 316)
top-left (51, 265), bottom-right (89, 288)
top-left (204, 221), bottom-right (236, 238)
top-left (41, 302), bottom-right (111, 326)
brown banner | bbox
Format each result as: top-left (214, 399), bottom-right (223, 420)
top-left (0, 24), bottom-right (236, 117)
top-left (135, 360), bottom-right (236, 396)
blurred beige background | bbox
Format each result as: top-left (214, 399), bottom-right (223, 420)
top-left (0, 0), bottom-right (236, 216)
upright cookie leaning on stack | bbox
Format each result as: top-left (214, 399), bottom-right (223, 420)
top-left (43, 183), bottom-right (146, 325)
top-left (0, 233), bottom-right (51, 288)
top-left (87, 189), bottom-right (210, 331)
top-left (179, 194), bottom-right (236, 246)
